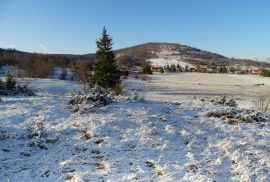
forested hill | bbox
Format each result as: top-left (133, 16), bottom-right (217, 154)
top-left (1, 42), bottom-right (269, 72)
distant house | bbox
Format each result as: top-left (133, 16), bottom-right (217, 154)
top-left (251, 68), bottom-right (262, 75)
top-left (199, 66), bottom-right (208, 73)
top-left (151, 66), bottom-right (163, 72)
top-left (190, 67), bottom-right (197, 72)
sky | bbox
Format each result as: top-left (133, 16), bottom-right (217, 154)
top-left (0, 0), bottom-right (269, 61)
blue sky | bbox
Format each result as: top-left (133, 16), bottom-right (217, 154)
top-left (0, 0), bottom-right (269, 61)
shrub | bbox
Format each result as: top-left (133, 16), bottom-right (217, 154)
top-left (262, 69), bottom-right (270, 77)
top-left (68, 85), bottom-right (115, 113)
top-left (160, 67), bottom-right (164, 73)
top-left (207, 108), bottom-right (267, 124)
top-left (142, 64), bottom-right (152, 74)
top-left (198, 95), bottom-right (237, 107)
top-left (253, 95), bottom-right (269, 113)
top-left (0, 80), bottom-right (5, 95)
top-left (5, 72), bottom-right (16, 90)
top-left (15, 84), bottom-right (35, 96)
top-left (169, 64), bottom-right (176, 72)
top-left (0, 79), bottom-right (5, 89)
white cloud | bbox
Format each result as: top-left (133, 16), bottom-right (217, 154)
top-left (39, 43), bottom-right (48, 50)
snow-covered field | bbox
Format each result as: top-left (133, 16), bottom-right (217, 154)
top-left (134, 73), bottom-right (270, 109)
top-left (0, 73), bottom-right (269, 181)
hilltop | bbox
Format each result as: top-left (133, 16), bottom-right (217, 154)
top-left (1, 43), bottom-right (270, 68)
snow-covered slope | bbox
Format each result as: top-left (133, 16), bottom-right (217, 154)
top-left (0, 77), bottom-right (269, 181)
top-left (148, 57), bottom-right (193, 68)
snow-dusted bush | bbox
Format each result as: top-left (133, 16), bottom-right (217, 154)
top-left (0, 79), bottom-right (5, 89)
top-left (14, 84), bottom-right (35, 96)
top-left (207, 108), bottom-right (267, 125)
top-left (68, 86), bottom-right (144, 113)
top-left (0, 76), bottom-right (35, 96)
top-left (0, 79), bottom-right (6, 95)
top-left (5, 72), bottom-right (16, 91)
top-left (198, 95), bottom-right (237, 107)
top-left (68, 85), bottom-right (115, 113)
top-left (35, 115), bottom-right (45, 131)
top-left (253, 94), bottom-right (269, 113)
top-left (27, 115), bottom-right (48, 149)
top-left (214, 96), bottom-right (237, 107)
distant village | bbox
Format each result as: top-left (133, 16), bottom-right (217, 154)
top-left (128, 63), bottom-right (266, 75)
top-left (151, 65), bottom-right (264, 75)
top-left (0, 62), bottom-right (268, 81)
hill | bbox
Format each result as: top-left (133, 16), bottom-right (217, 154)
top-left (115, 42), bottom-right (270, 68)
top-left (1, 43), bottom-right (270, 71)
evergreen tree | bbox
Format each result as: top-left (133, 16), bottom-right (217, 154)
top-left (170, 64), bottom-right (176, 72)
top-left (0, 79), bottom-right (5, 89)
top-left (91, 27), bottom-right (121, 89)
top-left (5, 71), bottom-right (16, 90)
top-left (142, 63), bottom-right (152, 74)
top-left (262, 69), bottom-right (270, 77)
top-left (219, 66), bottom-right (228, 73)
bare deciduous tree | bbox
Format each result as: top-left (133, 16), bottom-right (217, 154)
top-left (253, 95), bottom-right (270, 113)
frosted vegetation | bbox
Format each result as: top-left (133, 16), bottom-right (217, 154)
top-left (0, 73), bottom-right (269, 181)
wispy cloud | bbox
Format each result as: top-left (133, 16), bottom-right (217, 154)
top-left (39, 43), bottom-right (48, 50)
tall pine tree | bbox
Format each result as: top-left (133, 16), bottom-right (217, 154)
top-left (91, 27), bottom-right (121, 89)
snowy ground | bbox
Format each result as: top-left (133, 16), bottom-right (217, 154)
top-left (0, 74), bottom-right (269, 181)
top-left (130, 73), bottom-right (270, 109)
top-left (146, 51), bottom-right (195, 68)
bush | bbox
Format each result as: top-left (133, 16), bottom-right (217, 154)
top-left (207, 108), bottom-right (267, 125)
top-left (0, 79), bottom-right (4, 88)
top-left (142, 64), bottom-right (152, 74)
top-left (0, 76), bottom-right (35, 96)
top-left (0, 80), bottom-right (5, 93)
top-left (253, 95), bottom-right (269, 113)
top-left (262, 69), bottom-right (270, 77)
top-left (198, 95), bottom-right (237, 107)
top-left (169, 64), bottom-right (176, 72)
top-left (68, 85), bottom-right (115, 113)
top-left (160, 67), bottom-right (164, 73)
top-left (5, 72), bottom-right (16, 91)
top-left (15, 84), bottom-right (35, 96)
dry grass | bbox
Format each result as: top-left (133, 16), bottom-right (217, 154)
top-left (253, 95), bottom-right (270, 113)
